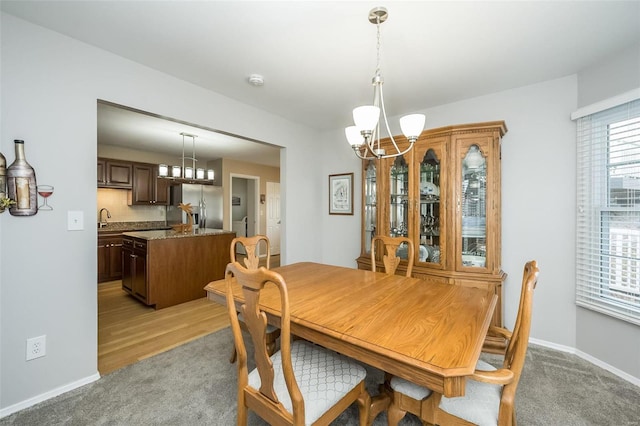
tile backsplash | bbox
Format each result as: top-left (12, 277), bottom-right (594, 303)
top-left (97, 188), bottom-right (166, 223)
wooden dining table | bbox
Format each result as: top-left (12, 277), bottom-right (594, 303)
top-left (205, 261), bottom-right (497, 400)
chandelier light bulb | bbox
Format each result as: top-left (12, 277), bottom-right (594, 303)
top-left (353, 106), bottom-right (380, 132)
top-left (400, 114), bottom-right (427, 141)
top-left (158, 164), bottom-right (169, 177)
top-left (345, 126), bottom-right (365, 147)
top-left (184, 167), bottom-right (194, 179)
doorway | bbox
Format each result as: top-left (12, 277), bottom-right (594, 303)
top-left (96, 100), bottom-right (283, 374)
top-left (231, 174), bottom-right (259, 238)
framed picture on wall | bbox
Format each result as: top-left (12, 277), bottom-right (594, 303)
top-left (232, 196), bottom-right (241, 206)
top-left (329, 173), bottom-right (353, 215)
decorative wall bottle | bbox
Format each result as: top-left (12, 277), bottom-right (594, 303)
top-left (0, 151), bottom-right (6, 200)
top-left (7, 139), bottom-right (38, 216)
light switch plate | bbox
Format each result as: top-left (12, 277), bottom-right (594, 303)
top-left (67, 210), bottom-right (84, 231)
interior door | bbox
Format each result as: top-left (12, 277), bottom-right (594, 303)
top-left (266, 181), bottom-right (281, 255)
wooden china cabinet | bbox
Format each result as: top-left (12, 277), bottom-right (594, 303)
top-left (356, 121), bottom-right (507, 352)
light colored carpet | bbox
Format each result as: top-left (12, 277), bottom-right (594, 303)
top-left (2, 327), bottom-right (639, 425)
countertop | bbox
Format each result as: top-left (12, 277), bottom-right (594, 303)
top-left (122, 228), bottom-right (235, 241)
top-left (98, 221), bottom-right (171, 234)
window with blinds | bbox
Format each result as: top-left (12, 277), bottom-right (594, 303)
top-left (576, 99), bottom-right (640, 325)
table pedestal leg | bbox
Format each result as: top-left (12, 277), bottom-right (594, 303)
top-left (367, 379), bottom-right (393, 425)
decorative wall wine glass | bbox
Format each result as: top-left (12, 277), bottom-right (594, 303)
top-left (37, 185), bottom-right (54, 210)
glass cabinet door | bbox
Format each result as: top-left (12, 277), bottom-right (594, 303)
top-left (389, 155), bottom-right (409, 239)
top-left (460, 144), bottom-right (487, 268)
top-left (419, 149), bottom-right (441, 265)
top-left (363, 160), bottom-right (377, 255)
top-left (388, 155), bottom-right (412, 261)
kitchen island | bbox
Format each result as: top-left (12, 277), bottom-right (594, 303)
top-left (121, 228), bottom-right (235, 309)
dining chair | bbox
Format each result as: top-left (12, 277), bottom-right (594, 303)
top-left (386, 260), bottom-right (540, 426)
top-left (228, 235), bottom-right (280, 364)
top-left (371, 235), bottom-right (415, 277)
top-left (225, 261), bottom-right (372, 426)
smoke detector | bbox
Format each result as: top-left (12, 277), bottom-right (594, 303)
top-left (248, 74), bottom-right (264, 86)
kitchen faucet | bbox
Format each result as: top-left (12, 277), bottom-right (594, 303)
top-left (99, 208), bottom-right (111, 228)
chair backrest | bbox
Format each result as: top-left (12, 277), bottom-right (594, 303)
top-left (371, 235), bottom-right (415, 277)
top-left (225, 261), bottom-right (303, 424)
top-left (230, 235), bottom-right (271, 270)
top-left (500, 260), bottom-right (539, 416)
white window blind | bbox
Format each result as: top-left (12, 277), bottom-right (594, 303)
top-left (576, 99), bottom-right (640, 325)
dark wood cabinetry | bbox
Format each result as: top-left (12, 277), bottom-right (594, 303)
top-left (121, 231), bottom-right (234, 309)
top-left (131, 164), bottom-right (170, 205)
top-left (98, 158), bottom-right (170, 205)
top-left (98, 233), bottom-right (123, 282)
top-left (122, 237), bottom-right (148, 303)
top-left (98, 158), bottom-right (133, 189)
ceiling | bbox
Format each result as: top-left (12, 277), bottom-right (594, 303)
top-left (3, 1), bottom-right (640, 166)
top-left (96, 101), bottom-right (281, 168)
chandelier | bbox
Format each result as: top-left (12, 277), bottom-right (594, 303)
top-left (345, 7), bottom-right (426, 160)
top-left (158, 132), bottom-right (215, 183)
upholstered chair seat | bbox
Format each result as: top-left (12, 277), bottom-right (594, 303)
top-left (248, 339), bottom-right (367, 425)
top-left (389, 359), bottom-right (502, 426)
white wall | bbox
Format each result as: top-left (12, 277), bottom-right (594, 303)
top-left (0, 13), bottom-right (321, 413)
top-left (318, 128), bottom-right (363, 268)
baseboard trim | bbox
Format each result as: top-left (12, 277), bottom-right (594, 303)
top-left (0, 372), bottom-right (101, 418)
top-left (529, 337), bottom-right (640, 387)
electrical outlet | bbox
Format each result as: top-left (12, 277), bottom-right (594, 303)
top-left (26, 335), bottom-right (46, 361)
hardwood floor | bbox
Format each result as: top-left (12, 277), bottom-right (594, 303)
top-left (97, 254), bottom-right (279, 375)
top-left (97, 281), bottom-right (229, 375)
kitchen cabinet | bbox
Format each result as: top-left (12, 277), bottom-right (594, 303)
top-left (121, 229), bottom-right (235, 309)
top-left (98, 158), bottom-right (133, 189)
top-left (131, 163), bottom-right (170, 205)
top-left (122, 237), bottom-right (148, 303)
top-left (98, 233), bottom-right (123, 283)
top-left (356, 121), bottom-right (507, 352)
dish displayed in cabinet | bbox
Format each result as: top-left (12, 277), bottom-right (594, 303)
top-left (462, 254), bottom-right (486, 267)
top-left (420, 181), bottom-right (440, 196)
